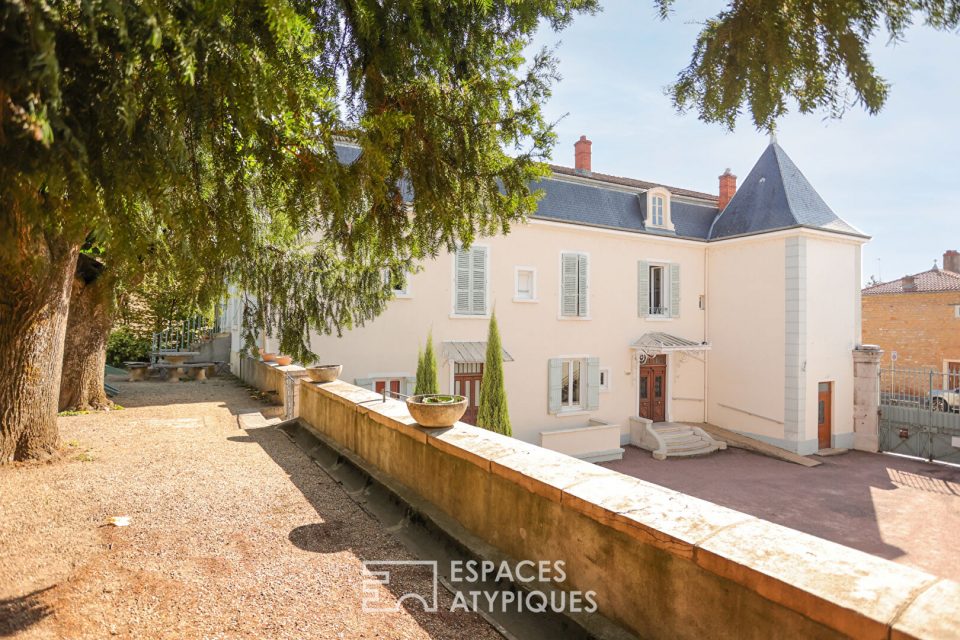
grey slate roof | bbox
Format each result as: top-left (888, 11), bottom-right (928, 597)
top-left (708, 143), bottom-right (863, 240)
top-left (334, 142), bottom-right (361, 165)
top-left (531, 176), bottom-right (719, 240)
top-left (333, 140), bottom-right (863, 243)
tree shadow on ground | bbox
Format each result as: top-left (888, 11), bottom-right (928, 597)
top-left (0, 586), bottom-right (54, 637)
top-left (242, 423), bottom-right (503, 640)
top-left (105, 378), bottom-right (279, 417)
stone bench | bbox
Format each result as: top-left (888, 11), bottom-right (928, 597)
top-left (124, 362), bottom-right (150, 382)
top-left (155, 362), bottom-right (211, 382)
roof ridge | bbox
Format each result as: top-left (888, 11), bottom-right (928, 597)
top-left (548, 164), bottom-right (718, 202)
top-left (862, 265), bottom-right (960, 293)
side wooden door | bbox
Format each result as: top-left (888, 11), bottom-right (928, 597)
top-left (818, 382), bottom-right (832, 449)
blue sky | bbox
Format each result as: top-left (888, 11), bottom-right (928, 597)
top-left (527, 1), bottom-right (960, 284)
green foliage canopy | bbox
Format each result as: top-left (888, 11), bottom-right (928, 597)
top-left (2, 0), bottom-right (599, 364)
top-left (658, 0), bottom-right (960, 130)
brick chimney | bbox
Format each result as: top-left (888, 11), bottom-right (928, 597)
top-left (718, 168), bottom-right (737, 210)
top-left (574, 135), bottom-right (592, 173)
top-left (902, 275), bottom-right (917, 292)
top-left (944, 250), bottom-right (960, 274)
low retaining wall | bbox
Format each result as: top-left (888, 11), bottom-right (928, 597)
top-left (238, 356), bottom-right (308, 418)
top-left (289, 379), bottom-right (958, 639)
top-left (539, 419), bottom-right (623, 462)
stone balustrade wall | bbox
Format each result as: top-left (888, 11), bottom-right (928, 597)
top-left (277, 374), bottom-right (956, 639)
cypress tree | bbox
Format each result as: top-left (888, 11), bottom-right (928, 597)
top-left (421, 332), bottom-right (439, 395)
top-left (477, 313), bottom-right (511, 436)
top-left (414, 348), bottom-right (425, 395)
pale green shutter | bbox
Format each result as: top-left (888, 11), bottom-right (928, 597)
top-left (586, 357), bottom-right (600, 410)
top-left (472, 246), bottom-right (487, 315)
top-left (455, 249), bottom-right (471, 314)
top-left (670, 263), bottom-right (681, 318)
top-left (637, 261), bottom-right (649, 316)
top-left (404, 377), bottom-right (417, 396)
top-left (577, 255), bottom-right (589, 317)
top-left (354, 377), bottom-right (374, 390)
top-left (561, 254), bottom-right (578, 317)
top-left (548, 358), bottom-right (562, 413)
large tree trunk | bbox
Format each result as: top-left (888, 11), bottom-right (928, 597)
top-left (59, 257), bottom-right (115, 412)
top-left (0, 231), bottom-right (80, 463)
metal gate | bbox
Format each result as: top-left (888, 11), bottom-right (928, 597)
top-left (879, 366), bottom-right (960, 463)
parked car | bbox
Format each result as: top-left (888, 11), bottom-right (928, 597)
top-left (931, 387), bottom-right (960, 412)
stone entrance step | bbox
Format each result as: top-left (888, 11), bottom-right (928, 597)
top-left (628, 421), bottom-right (728, 460)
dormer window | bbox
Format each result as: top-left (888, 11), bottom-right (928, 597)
top-left (645, 187), bottom-right (674, 231)
top-left (651, 196), bottom-right (664, 226)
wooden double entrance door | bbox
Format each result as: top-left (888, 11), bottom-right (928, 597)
top-left (638, 355), bottom-right (666, 423)
top-left (454, 362), bottom-right (483, 425)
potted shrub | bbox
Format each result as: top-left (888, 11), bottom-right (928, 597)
top-left (406, 394), bottom-right (467, 428)
top-left (262, 352), bottom-right (277, 362)
top-left (275, 354), bottom-right (293, 366)
top-left (306, 364), bottom-right (342, 383)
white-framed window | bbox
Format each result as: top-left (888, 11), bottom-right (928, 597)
top-left (649, 265), bottom-right (667, 316)
top-left (637, 260), bottom-right (680, 318)
top-left (453, 246), bottom-right (488, 316)
top-left (599, 367), bottom-right (611, 392)
top-left (381, 267), bottom-right (409, 297)
top-left (560, 252), bottom-right (589, 318)
top-left (560, 358), bottom-right (583, 410)
top-left (651, 196), bottom-right (664, 226)
top-left (645, 188), bottom-right (674, 231)
top-left (514, 267), bottom-right (537, 302)
top-left (955, 305), bottom-right (960, 318)
top-left (548, 356), bottom-right (600, 413)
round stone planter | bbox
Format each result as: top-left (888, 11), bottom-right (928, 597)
top-left (275, 355), bottom-right (293, 366)
top-left (406, 394), bottom-right (468, 428)
top-left (262, 352), bottom-right (277, 362)
top-left (306, 364), bottom-right (342, 383)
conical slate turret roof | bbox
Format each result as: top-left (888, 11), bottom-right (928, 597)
top-left (709, 142), bottom-right (864, 240)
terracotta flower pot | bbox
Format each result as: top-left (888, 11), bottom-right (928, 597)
top-left (262, 352), bottom-right (277, 362)
top-left (306, 364), bottom-right (342, 383)
top-left (406, 394), bottom-right (468, 428)
top-left (276, 355), bottom-right (293, 366)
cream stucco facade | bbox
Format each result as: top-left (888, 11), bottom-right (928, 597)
top-left (225, 141), bottom-right (868, 458)
top-left (231, 220), bottom-right (864, 456)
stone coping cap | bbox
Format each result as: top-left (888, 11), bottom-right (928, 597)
top-left (244, 356), bottom-right (305, 371)
top-left (697, 518), bottom-right (937, 637)
top-left (302, 377), bottom-right (960, 638)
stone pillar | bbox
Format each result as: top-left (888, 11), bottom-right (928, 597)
top-left (283, 369), bottom-right (311, 420)
top-left (852, 345), bottom-right (883, 452)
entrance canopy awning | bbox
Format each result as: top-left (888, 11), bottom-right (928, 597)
top-left (443, 341), bottom-right (514, 364)
top-left (630, 332), bottom-right (710, 362)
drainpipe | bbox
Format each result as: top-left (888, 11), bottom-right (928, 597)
top-left (703, 248), bottom-right (709, 423)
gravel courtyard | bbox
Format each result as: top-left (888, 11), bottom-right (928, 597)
top-left (0, 377), bottom-right (500, 640)
top-left (602, 444), bottom-right (960, 581)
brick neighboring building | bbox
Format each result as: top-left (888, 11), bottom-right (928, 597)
top-left (862, 250), bottom-right (960, 380)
